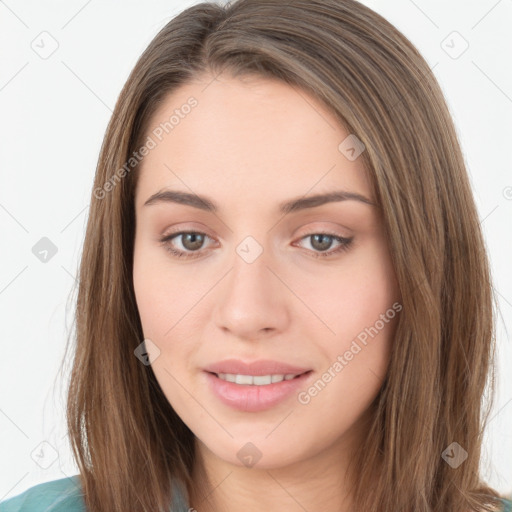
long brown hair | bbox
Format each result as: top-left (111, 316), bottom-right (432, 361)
top-left (63, 1), bottom-right (505, 510)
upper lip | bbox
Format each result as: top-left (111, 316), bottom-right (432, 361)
top-left (204, 359), bottom-right (311, 376)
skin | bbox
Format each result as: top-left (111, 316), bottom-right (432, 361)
top-left (132, 72), bottom-right (402, 512)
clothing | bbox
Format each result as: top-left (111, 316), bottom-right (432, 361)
top-left (502, 498), bottom-right (512, 512)
top-left (0, 476), bottom-right (511, 511)
top-left (0, 475), bottom-right (190, 512)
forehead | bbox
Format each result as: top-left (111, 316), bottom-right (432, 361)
top-left (134, 73), bottom-right (373, 210)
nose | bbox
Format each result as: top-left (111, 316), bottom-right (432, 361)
top-left (212, 246), bottom-right (290, 341)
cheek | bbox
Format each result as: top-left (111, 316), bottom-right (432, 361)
top-left (133, 241), bottom-right (203, 370)
top-left (133, 234), bottom-right (210, 323)
top-left (311, 242), bottom-right (399, 343)
top-left (308, 244), bottom-right (399, 405)
top-left (133, 250), bottom-right (198, 408)
top-left (133, 240), bottom-right (178, 344)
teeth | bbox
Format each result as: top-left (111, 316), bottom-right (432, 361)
top-left (236, 374), bottom-right (253, 385)
top-left (216, 373), bottom-right (300, 385)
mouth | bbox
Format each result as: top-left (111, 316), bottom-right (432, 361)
top-left (204, 370), bottom-right (314, 412)
top-left (207, 370), bottom-right (311, 386)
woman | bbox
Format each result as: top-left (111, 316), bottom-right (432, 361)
top-left (1, 0), bottom-right (510, 511)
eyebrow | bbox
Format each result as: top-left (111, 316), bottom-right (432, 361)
top-left (143, 188), bottom-right (376, 214)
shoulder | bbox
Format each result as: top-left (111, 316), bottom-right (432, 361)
top-left (501, 497), bottom-right (512, 512)
top-left (0, 475), bottom-right (85, 512)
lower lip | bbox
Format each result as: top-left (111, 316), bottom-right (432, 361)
top-left (204, 371), bottom-right (313, 412)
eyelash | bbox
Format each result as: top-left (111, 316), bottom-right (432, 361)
top-left (159, 230), bottom-right (354, 260)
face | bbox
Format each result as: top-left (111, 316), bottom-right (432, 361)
top-left (132, 72), bottom-right (401, 471)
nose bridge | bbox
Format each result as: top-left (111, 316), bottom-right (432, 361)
top-left (212, 233), bottom-right (289, 338)
top-left (227, 234), bottom-right (276, 308)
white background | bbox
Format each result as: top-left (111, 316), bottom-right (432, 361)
top-left (1, 0), bottom-right (511, 501)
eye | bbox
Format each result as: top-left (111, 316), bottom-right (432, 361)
top-left (159, 230), bottom-right (354, 260)
top-left (295, 231), bottom-right (353, 259)
top-left (160, 231), bottom-right (214, 259)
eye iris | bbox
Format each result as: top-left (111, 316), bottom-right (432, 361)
top-left (182, 233), bottom-right (204, 251)
top-left (310, 234), bottom-right (333, 251)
